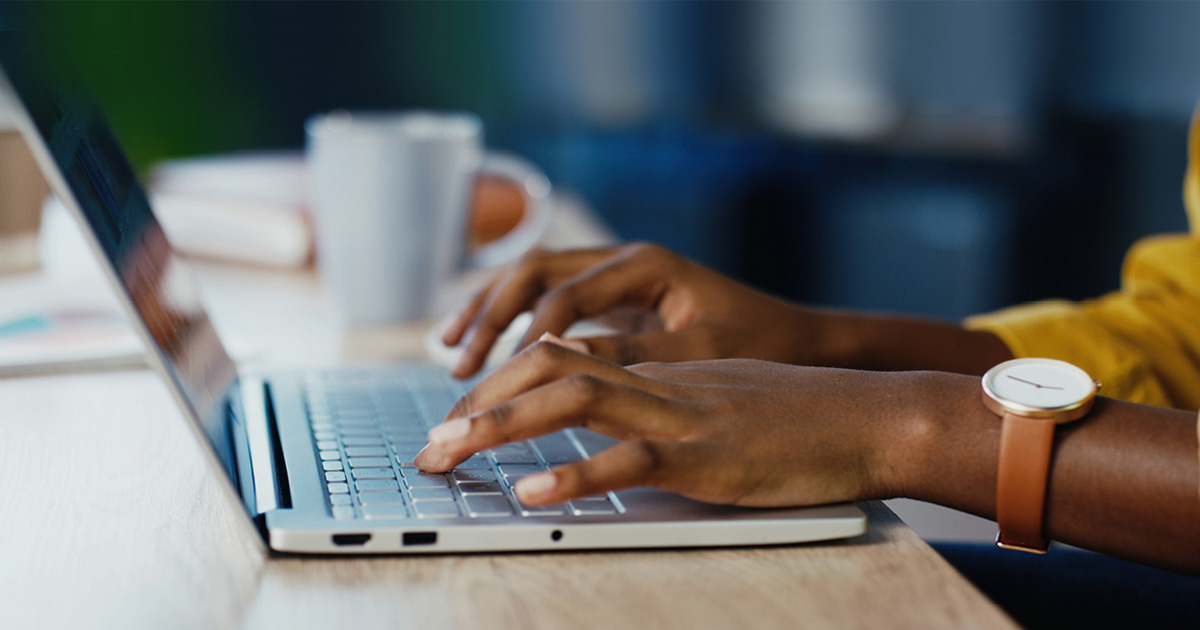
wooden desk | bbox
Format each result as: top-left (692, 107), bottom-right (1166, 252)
top-left (0, 369), bottom-right (1013, 629)
top-left (0, 200), bottom-right (1016, 629)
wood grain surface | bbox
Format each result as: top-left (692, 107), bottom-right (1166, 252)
top-left (0, 370), bottom-right (1015, 630)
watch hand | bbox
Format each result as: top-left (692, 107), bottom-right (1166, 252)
top-left (1007, 375), bottom-right (1063, 390)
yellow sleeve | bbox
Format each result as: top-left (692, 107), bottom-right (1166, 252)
top-left (966, 104), bottom-right (1200, 413)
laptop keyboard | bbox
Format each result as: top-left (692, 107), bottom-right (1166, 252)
top-left (303, 369), bottom-right (623, 521)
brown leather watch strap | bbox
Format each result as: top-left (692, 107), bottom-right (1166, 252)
top-left (995, 413), bottom-right (1056, 553)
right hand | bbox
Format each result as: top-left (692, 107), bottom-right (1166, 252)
top-left (417, 340), bottom-right (932, 509)
top-left (443, 243), bottom-right (820, 378)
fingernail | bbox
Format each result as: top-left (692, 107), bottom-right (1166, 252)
top-left (539, 332), bottom-right (590, 354)
top-left (412, 444), bottom-right (430, 468)
top-left (428, 418), bottom-right (470, 446)
top-left (515, 472), bottom-right (557, 502)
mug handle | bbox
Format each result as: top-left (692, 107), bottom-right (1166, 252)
top-left (465, 152), bottom-right (553, 270)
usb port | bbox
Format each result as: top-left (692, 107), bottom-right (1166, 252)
top-left (402, 531), bottom-right (437, 546)
top-left (332, 533), bottom-right (371, 546)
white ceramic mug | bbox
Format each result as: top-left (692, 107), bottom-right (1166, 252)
top-left (306, 111), bottom-right (552, 324)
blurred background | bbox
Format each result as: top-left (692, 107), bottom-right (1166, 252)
top-left (10, 0), bottom-right (1200, 321)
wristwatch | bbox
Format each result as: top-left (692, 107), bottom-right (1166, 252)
top-left (981, 358), bottom-right (1099, 553)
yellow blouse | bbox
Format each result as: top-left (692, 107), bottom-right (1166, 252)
top-left (965, 103), bottom-right (1200, 485)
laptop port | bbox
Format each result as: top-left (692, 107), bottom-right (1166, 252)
top-left (402, 531), bottom-right (437, 546)
top-left (332, 533), bottom-right (372, 546)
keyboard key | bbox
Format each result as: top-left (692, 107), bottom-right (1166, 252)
top-left (463, 495), bottom-right (514, 517)
top-left (351, 467), bottom-right (396, 479)
top-left (409, 487), bottom-right (456, 501)
top-left (457, 481), bottom-right (503, 494)
top-left (358, 492), bottom-right (405, 505)
top-left (542, 453), bottom-right (581, 465)
top-left (355, 479), bottom-right (400, 492)
top-left (322, 461), bottom-right (344, 471)
top-left (337, 427), bottom-right (381, 437)
top-left (392, 450), bottom-right (422, 466)
top-left (452, 469), bottom-right (497, 483)
top-left (341, 437), bottom-right (385, 447)
top-left (329, 494), bottom-right (352, 506)
top-left (332, 506), bottom-right (356, 520)
top-left (403, 473), bottom-right (451, 489)
top-left (532, 433), bottom-right (575, 451)
top-left (349, 457), bottom-right (392, 468)
top-left (314, 432), bottom-right (337, 441)
top-left (498, 464), bottom-right (544, 477)
top-left (492, 452), bottom-right (539, 465)
top-left (454, 456), bottom-right (492, 470)
top-left (362, 504), bottom-right (410, 520)
top-left (319, 450), bottom-right (341, 461)
top-left (345, 446), bottom-right (389, 457)
top-left (518, 503), bottom-right (566, 516)
top-left (570, 498), bottom-right (617, 515)
top-left (327, 483), bottom-right (350, 494)
top-left (414, 501), bottom-right (461, 518)
top-left (491, 443), bottom-right (532, 455)
top-left (325, 471), bottom-right (347, 482)
top-left (316, 440), bottom-right (339, 451)
top-left (336, 418), bottom-right (377, 428)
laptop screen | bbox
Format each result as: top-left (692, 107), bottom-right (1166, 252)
top-left (0, 37), bottom-right (242, 488)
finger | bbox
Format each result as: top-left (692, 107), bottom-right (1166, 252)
top-left (452, 266), bottom-right (541, 378)
top-left (446, 340), bottom-right (663, 422)
top-left (516, 250), bottom-right (671, 352)
top-left (415, 374), bottom-right (675, 472)
top-left (442, 283), bottom-right (495, 346)
top-left (513, 439), bottom-right (688, 505)
top-left (452, 248), bottom-right (618, 378)
top-left (576, 327), bottom-right (721, 365)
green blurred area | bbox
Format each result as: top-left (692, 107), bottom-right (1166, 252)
top-left (25, 1), bottom-right (509, 174)
top-left (30, 2), bottom-right (266, 172)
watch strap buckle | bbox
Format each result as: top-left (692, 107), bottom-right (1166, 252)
top-left (995, 533), bottom-right (1051, 555)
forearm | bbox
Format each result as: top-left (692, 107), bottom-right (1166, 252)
top-left (809, 309), bottom-right (1013, 375)
top-left (892, 372), bottom-right (1200, 575)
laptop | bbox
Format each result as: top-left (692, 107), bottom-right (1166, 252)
top-left (0, 39), bottom-right (866, 554)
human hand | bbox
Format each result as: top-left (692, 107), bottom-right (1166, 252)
top-left (414, 341), bottom-right (938, 508)
top-left (443, 243), bottom-right (818, 378)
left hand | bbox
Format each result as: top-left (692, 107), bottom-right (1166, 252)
top-left (414, 340), bottom-right (932, 508)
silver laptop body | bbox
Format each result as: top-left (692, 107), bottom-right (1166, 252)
top-left (0, 38), bottom-right (865, 554)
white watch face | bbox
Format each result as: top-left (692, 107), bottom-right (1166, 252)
top-left (983, 358), bottom-right (1096, 411)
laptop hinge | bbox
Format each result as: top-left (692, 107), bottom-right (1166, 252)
top-left (240, 378), bottom-right (292, 513)
top-left (262, 382), bottom-right (293, 509)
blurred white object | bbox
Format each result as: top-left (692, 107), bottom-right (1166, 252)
top-left (753, 1), bottom-right (898, 140)
top-left (148, 152), bottom-right (314, 268)
top-left (150, 193), bottom-right (312, 268)
top-left (424, 310), bottom-right (615, 371)
top-left (306, 110), bottom-right (552, 325)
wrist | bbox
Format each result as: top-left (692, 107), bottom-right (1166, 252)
top-left (871, 371), bottom-right (1000, 515)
